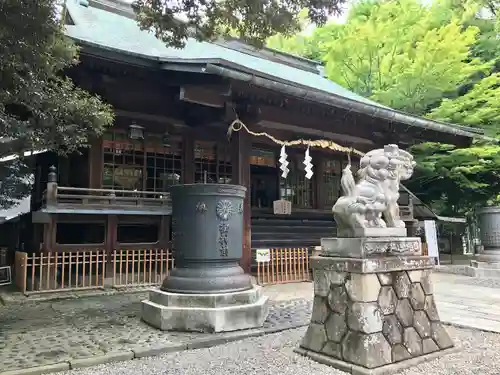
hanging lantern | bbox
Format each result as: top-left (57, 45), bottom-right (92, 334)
top-left (162, 131), bottom-right (171, 147)
top-left (128, 123), bottom-right (144, 140)
top-left (304, 147), bottom-right (314, 179)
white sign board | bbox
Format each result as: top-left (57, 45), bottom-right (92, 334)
top-left (273, 199), bottom-right (292, 215)
top-left (424, 220), bottom-right (440, 265)
top-left (256, 249), bottom-right (271, 263)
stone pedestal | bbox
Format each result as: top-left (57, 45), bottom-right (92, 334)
top-left (142, 184), bottom-right (269, 333)
top-left (477, 207), bottom-right (500, 263)
top-left (295, 237), bottom-right (455, 375)
top-left (463, 207), bottom-right (500, 278)
top-left (142, 285), bottom-right (268, 332)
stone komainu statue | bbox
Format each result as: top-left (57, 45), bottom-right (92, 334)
top-left (332, 144), bottom-right (416, 235)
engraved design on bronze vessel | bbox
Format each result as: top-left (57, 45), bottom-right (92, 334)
top-left (216, 200), bottom-right (233, 221)
top-left (196, 202), bottom-right (207, 213)
top-left (218, 223), bottom-right (229, 257)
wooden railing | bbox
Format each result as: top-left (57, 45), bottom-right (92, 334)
top-left (40, 164), bottom-right (171, 211)
top-left (112, 249), bottom-right (174, 287)
top-left (15, 250), bottom-right (107, 294)
top-left (256, 247), bottom-right (311, 285)
top-left (43, 186), bottom-right (171, 211)
top-left (14, 249), bottom-right (174, 294)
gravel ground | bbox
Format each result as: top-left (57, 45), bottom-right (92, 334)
top-left (52, 325), bottom-right (500, 375)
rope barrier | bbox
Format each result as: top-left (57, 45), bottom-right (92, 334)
top-left (227, 119), bottom-right (365, 157)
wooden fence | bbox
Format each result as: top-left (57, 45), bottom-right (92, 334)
top-left (14, 249), bottom-right (173, 295)
top-left (14, 246), bottom-right (313, 294)
top-left (112, 249), bottom-right (174, 287)
top-left (256, 247), bottom-right (311, 285)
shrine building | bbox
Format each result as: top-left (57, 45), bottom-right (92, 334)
top-left (0, 0), bottom-right (483, 280)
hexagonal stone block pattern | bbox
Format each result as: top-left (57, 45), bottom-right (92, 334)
top-left (422, 338), bottom-right (439, 354)
top-left (420, 270), bottom-right (433, 295)
top-left (407, 270), bottom-right (422, 283)
top-left (395, 299), bottom-right (414, 327)
top-left (325, 313), bottom-right (347, 343)
top-left (403, 327), bottom-right (423, 356)
top-left (409, 283), bottom-right (426, 310)
top-left (322, 341), bottom-right (342, 359)
top-left (382, 314), bottom-right (403, 345)
top-left (342, 331), bottom-right (391, 369)
top-left (392, 344), bottom-right (411, 362)
top-left (378, 286), bottom-right (398, 315)
top-left (393, 272), bottom-right (411, 299)
top-left (377, 272), bottom-right (393, 286)
top-left (301, 323), bottom-right (327, 353)
top-left (345, 273), bottom-right (381, 302)
top-left (424, 295), bottom-right (440, 321)
top-left (431, 322), bottom-right (454, 349)
top-left (347, 302), bottom-right (383, 334)
top-left (328, 285), bottom-right (349, 315)
top-left (314, 270), bottom-right (347, 297)
top-left (311, 296), bottom-right (329, 324)
top-left (413, 310), bottom-right (431, 338)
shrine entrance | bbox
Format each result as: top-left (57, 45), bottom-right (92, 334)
top-left (250, 147), bottom-right (279, 209)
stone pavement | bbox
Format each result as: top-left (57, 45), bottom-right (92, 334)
top-left (1, 272), bottom-right (500, 374)
top-left (0, 291), bottom-right (312, 373)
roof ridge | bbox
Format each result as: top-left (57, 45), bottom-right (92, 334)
top-left (86, 0), bottom-right (136, 19)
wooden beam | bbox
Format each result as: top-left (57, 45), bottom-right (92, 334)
top-left (179, 85), bottom-right (229, 108)
top-left (228, 102), bottom-right (252, 274)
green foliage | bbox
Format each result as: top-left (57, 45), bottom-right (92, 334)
top-left (132, 0), bottom-right (346, 48)
top-left (407, 142), bottom-right (500, 215)
top-left (428, 73), bottom-right (500, 136)
top-left (322, 0), bottom-right (489, 114)
top-left (0, 0), bottom-right (114, 207)
top-left (267, 0), bottom-right (500, 214)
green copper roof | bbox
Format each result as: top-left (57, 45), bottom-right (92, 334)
top-left (64, 0), bottom-right (484, 140)
top-left (64, 0), bottom-right (385, 108)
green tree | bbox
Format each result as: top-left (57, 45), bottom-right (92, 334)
top-left (406, 142), bottom-right (500, 216)
top-left (0, 0), bottom-right (114, 207)
top-left (321, 0), bottom-right (488, 114)
top-left (132, 0), bottom-right (346, 48)
top-left (428, 73), bottom-right (500, 137)
top-left (268, 0), bottom-right (500, 214)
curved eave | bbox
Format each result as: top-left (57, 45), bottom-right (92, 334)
top-left (204, 64), bottom-right (486, 146)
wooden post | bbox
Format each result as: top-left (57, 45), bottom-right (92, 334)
top-left (106, 214), bottom-right (118, 277)
top-left (46, 165), bottom-right (58, 207)
top-left (232, 130), bottom-right (252, 274)
top-left (89, 138), bottom-right (103, 189)
top-left (315, 152), bottom-right (325, 209)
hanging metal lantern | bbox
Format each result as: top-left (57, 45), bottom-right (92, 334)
top-left (162, 131), bottom-right (171, 147)
top-left (128, 124), bottom-right (144, 140)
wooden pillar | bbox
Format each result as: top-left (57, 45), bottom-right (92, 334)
top-left (89, 138), bottom-right (103, 189)
top-left (232, 131), bottom-right (252, 274)
top-left (106, 214), bottom-right (117, 277)
top-left (315, 152), bottom-right (325, 209)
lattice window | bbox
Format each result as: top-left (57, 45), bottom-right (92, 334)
top-left (103, 131), bottom-right (144, 190)
top-left (323, 159), bottom-right (341, 207)
top-left (145, 134), bottom-right (182, 192)
top-left (194, 141), bottom-right (232, 184)
top-left (279, 155), bottom-right (314, 208)
top-left (102, 130), bottom-right (183, 192)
